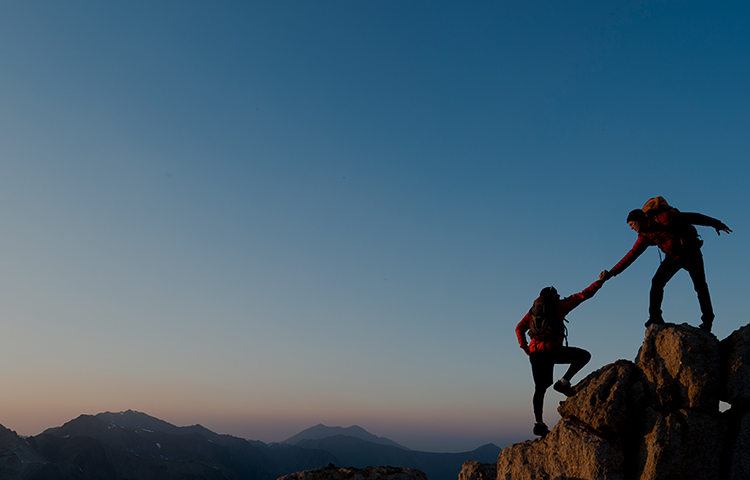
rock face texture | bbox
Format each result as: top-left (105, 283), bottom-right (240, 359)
top-left (278, 464), bottom-right (428, 480)
top-left (721, 323), bottom-right (750, 408)
top-left (497, 322), bottom-right (750, 480)
top-left (457, 460), bottom-right (496, 480)
top-left (636, 323), bottom-right (720, 411)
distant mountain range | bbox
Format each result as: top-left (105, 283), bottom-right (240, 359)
top-left (293, 435), bottom-right (500, 480)
top-left (0, 410), bottom-right (500, 480)
top-left (282, 424), bottom-right (408, 450)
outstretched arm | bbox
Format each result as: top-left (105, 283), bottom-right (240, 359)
top-left (558, 279), bottom-right (604, 315)
top-left (716, 222), bottom-right (732, 235)
top-left (608, 235), bottom-right (650, 277)
top-left (681, 212), bottom-right (732, 235)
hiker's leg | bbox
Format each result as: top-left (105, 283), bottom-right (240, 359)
top-left (554, 346), bottom-right (591, 381)
top-left (684, 251), bottom-right (714, 324)
top-left (649, 257), bottom-right (681, 321)
top-left (532, 389), bottom-right (545, 423)
top-left (530, 351), bottom-right (554, 423)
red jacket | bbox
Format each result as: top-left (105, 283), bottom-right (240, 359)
top-left (609, 211), bottom-right (722, 276)
top-left (516, 280), bottom-right (603, 354)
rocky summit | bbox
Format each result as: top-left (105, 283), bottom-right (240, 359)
top-left (490, 322), bottom-right (750, 480)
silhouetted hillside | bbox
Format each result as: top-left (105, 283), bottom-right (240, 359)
top-left (0, 411), bottom-right (500, 480)
top-left (255, 443), bottom-right (341, 475)
top-left (297, 435), bottom-right (500, 480)
top-left (284, 424), bottom-right (407, 450)
top-left (31, 413), bottom-right (280, 480)
top-left (0, 423), bottom-right (56, 479)
top-left (94, 410), bottom-right (230, 444)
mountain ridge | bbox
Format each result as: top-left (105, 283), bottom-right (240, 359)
top-left (283, 424), bottom-right (408, 450)
top-left (0, 410), bottom-right (498, 480)
top-left (295, 434), bottom-right (500, 480)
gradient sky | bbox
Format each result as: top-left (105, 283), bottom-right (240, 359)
top-left (0, 1), bottom-right (748, 453)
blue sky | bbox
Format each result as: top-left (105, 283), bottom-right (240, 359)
top-left (0, 1), bottom-right (748, 452)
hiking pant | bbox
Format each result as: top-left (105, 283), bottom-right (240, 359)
top-left (650, 250), bottom-right (714, 324)
top-left (529, 346), bottom-right (591, 423)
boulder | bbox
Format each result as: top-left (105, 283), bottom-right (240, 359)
top-left (720, 323), bottom-right (750, 407)
top-left (636, 408), bottom-right (723, 480)
top-left (496, 417), bottom-right (625, 480)
top-left (558, 360), bottom-right (647, 436)
top-left (277, 464), bottom-right (428, 480)
top-left (635, 323), bottom-right (720, 410)
top-left (457, 460), bottom-right (495, 480)
top-left (496, 322), bottom-right (750, 480)
top-left (723, 409), bottom-right (750, 480)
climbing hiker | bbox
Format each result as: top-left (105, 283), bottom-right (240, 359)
top-left (515, 275), bottom-right (607, 437)
top-left (600, 197), bottom-right (731, 332)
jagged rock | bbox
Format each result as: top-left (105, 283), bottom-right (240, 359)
top-left (277, 464), bottom-right (428, 480)
top-left (720, 323), bottom-right (750, 407)
top-left (496, 417), bottom-right (625, 480)
top-left (558, 360), bottom-right (647, 435)
top-left (721, 408), bottom-right (750, 480)
top-left (635, 323), bottom-right (720, 410)
top-left (636, 408), bottom-right (723, 480)
top-left (458, 460), bottom-right (495, 480)
top-left (497, 323), bottom-right (750, 480)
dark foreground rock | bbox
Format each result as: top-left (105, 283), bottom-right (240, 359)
top-left (721, 323), bottom-right (750, 408)
top-left (497, 322), bottom-right (750, 480)
top-left (457, 460), bottom-right (495, 480)
top-left (277, 464), bottom-right (428, 480)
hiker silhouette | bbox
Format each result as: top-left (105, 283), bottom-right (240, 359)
top-left (515, 276), bottom-right (608, 437)
top-left (601, 197), bottom-right (731, 332)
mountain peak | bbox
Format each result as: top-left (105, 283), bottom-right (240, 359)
top-left (93, 410), bottom-right (239, 445)
top-left (283, 424), bottom-right (408, 450)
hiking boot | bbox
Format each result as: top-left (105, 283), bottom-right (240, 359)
top-left (644, 317), bottom-right (665, 328)
top-left (553, 379), bottom-right (576, 397)
top-left (699, 321), bottom-right (713, 332)
top-left (533, 422), bottom-right (550, 437)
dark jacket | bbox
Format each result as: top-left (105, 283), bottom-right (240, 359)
top-left (609, 211), bottom-right (723, 276)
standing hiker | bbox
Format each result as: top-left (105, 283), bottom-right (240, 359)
top-left (515, 275), bottom-right (607, 437)
top-left (601, 197), bottom-right (731, 332)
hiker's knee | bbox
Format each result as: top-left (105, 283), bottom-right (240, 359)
top-left (581, 349), bottom-right (592, 364)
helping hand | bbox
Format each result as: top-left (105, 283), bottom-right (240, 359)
top-left (716, 223), bottom-right (732, 235)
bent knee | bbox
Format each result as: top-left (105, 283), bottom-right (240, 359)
top-left (575, 350), bottom-right (591, 366)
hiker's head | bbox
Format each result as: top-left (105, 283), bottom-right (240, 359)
top-left (539, 286), bottom-right (559, 300)
top-left (627, 209), bottom-right (647, 233)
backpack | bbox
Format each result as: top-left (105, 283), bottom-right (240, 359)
top-left (641, 196), bottom-right (703, 251)
top-left (642, 196), bottom-right (675, 216)
top-left (528, 297), bottom-right (568, 344)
